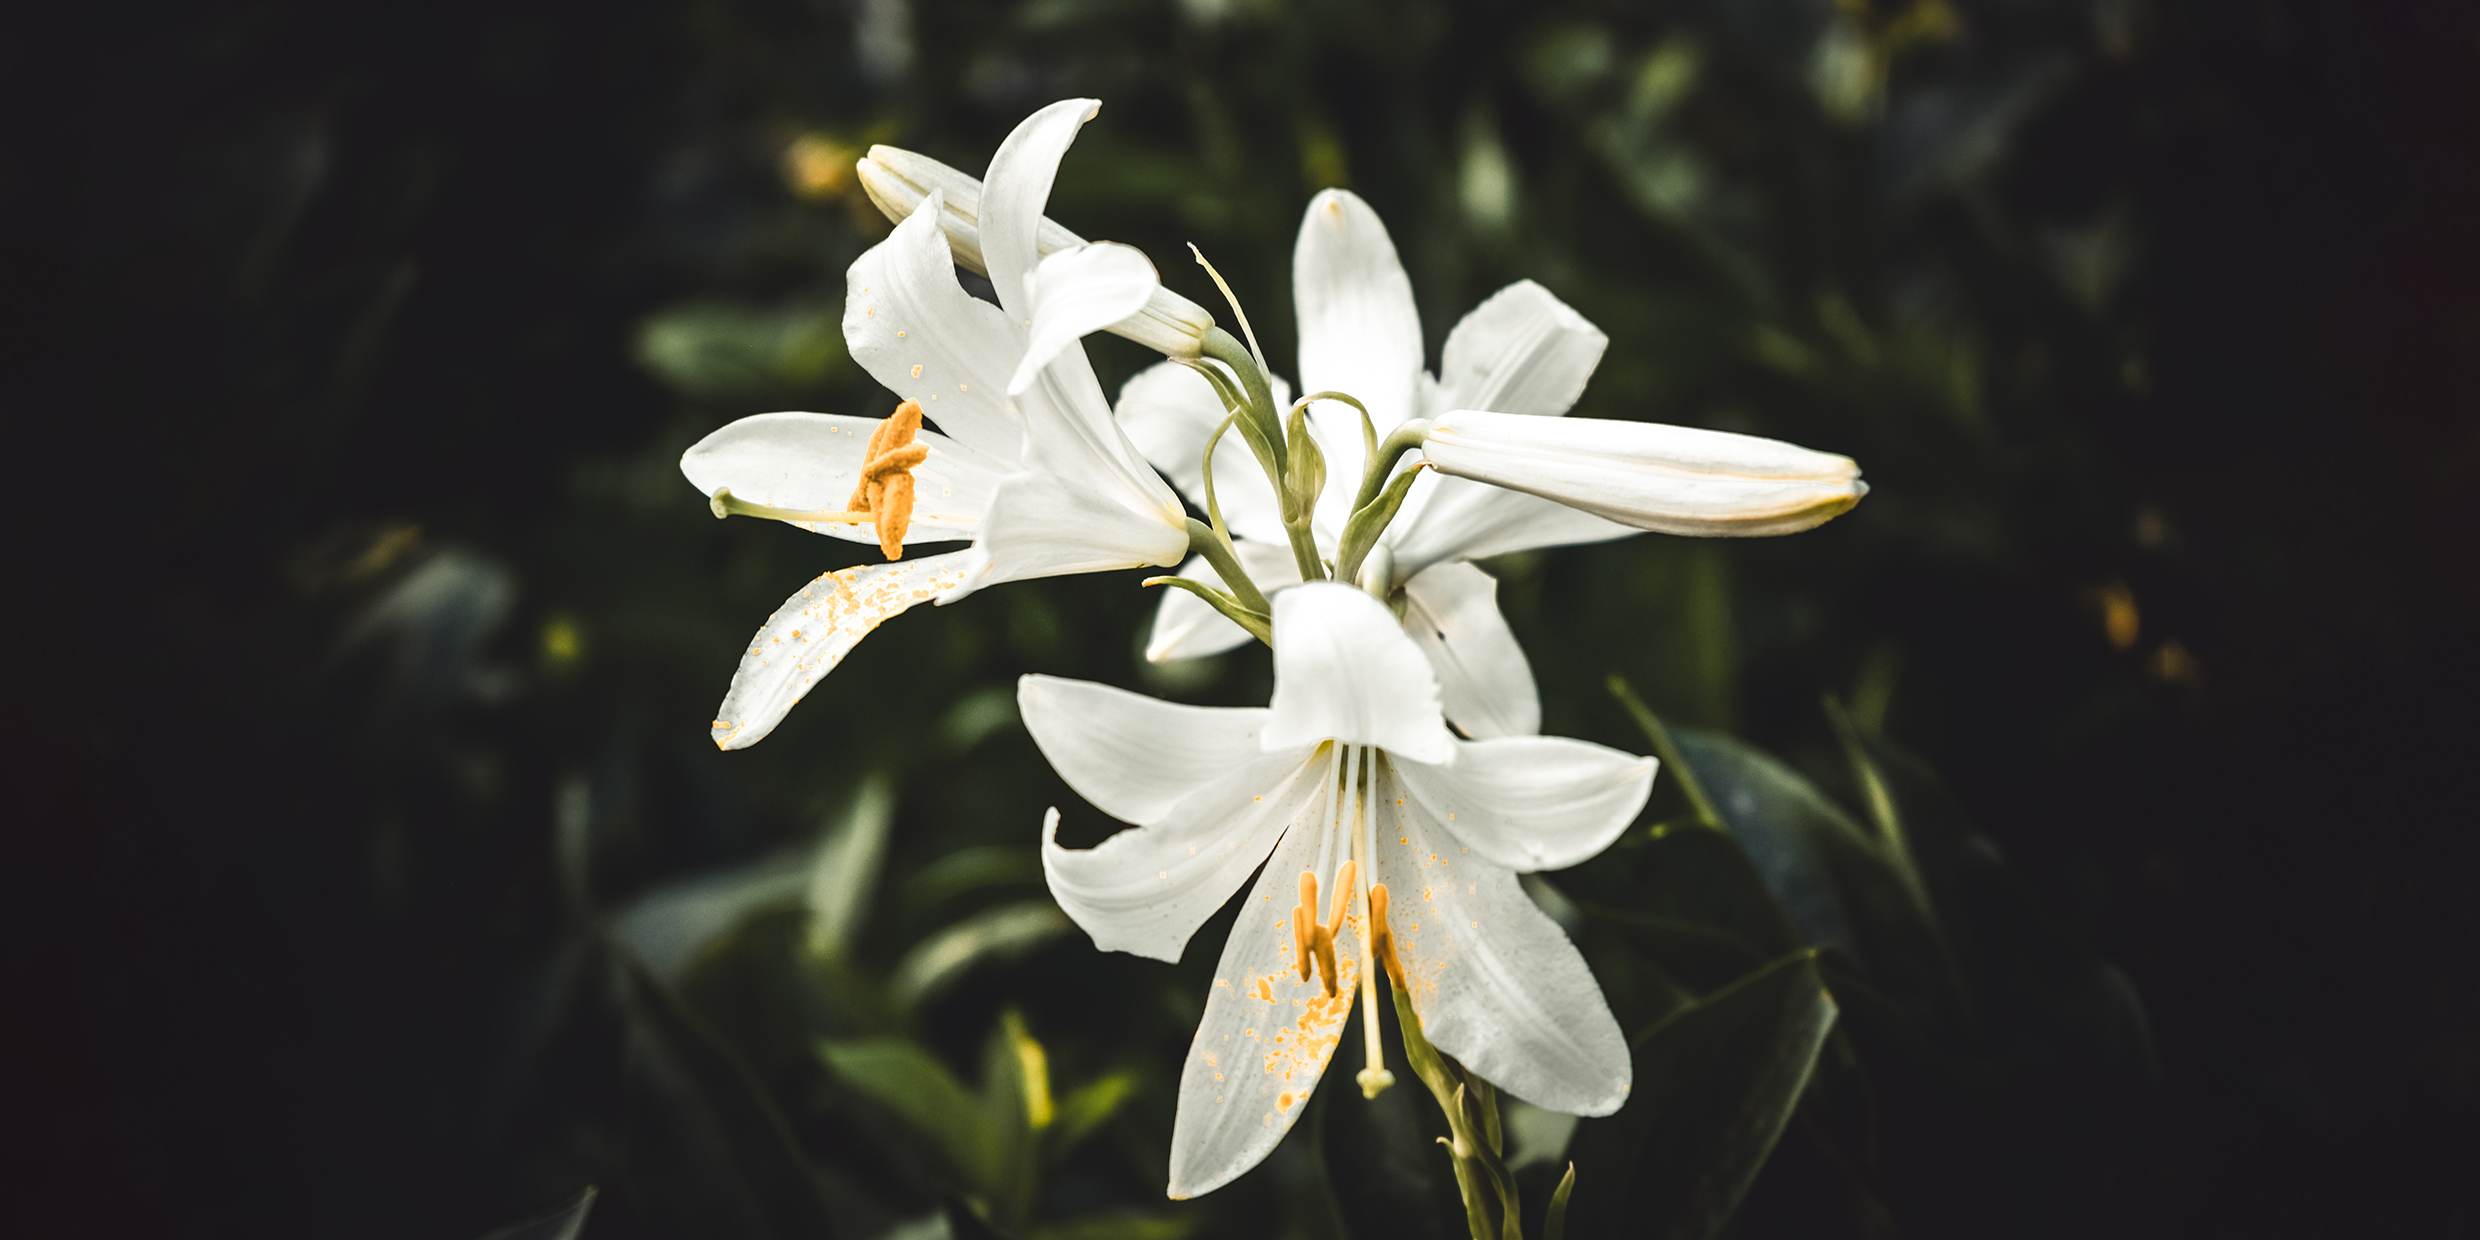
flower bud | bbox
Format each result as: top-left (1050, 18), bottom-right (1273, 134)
top-left (1421, 409), bottom-right (1866, 537)
top-left (856, 145), bottom-right (1215, 357)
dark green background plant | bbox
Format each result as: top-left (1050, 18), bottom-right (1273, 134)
top-left (10, 0), bottom-right (2476, 1237)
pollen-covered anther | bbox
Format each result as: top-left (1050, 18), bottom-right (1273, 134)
top-left (847, 400), bottom-right (929, 560)
top-left (1368, 882), bottom-right (1406, 991)
top-left (1324, 859), bottom-right (1356, 936)
top-left (1293, 869), bottom-right (1339, 997)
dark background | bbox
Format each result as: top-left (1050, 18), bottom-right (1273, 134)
top-left (7, 0), bottom-right (2476, 1236)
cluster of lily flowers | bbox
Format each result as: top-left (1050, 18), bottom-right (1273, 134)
top-left (683, 100), bottom-right (1865, 1200)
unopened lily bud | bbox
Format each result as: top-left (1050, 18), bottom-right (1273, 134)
top-left (856, 144), bottom-right (1216, 358)
top-left (1421, 409), bottom-right (1866, 537)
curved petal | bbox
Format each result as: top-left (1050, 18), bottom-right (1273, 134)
top-left (1041, 746), bottom-right (1322, 967)
top-left (1398, 562), bottom-right (1539, 740)
top-left (1145, 542), bottom-right (1302, 662)
top-left (961, 470), bottom-right (1189, 593)
top-left (1010, 242), bottom-right (1162, 395)
top-left (1422, 410), bottom-right (1867, 537)
top-left (1263, 583), bottom-right (1455, 765)
top-left (1293, 189), bottom-right (1423, 512)
top-left (1018, 674), bottom-right (1270, 823)
top-left (1116, 361), bottom-right (1289, 544)
top-left (1437, 279), bottom-right (1607, 417)
top-left (680, 411), bottom-right (1009, 545)
top-left (1167, 789), bottom-right (1365, 1198)
top-left (1375, 760), bottom-right (1631, 1114)
top-left (1385, 473), bottom-right (1636, 574)
top-left (980, 98), bottom-right (1099, 321)
top-left (709, 552), bottom-right (974, 750)
top-left (844, 193), bottom-right (1028, 460)
top-left (1390, 736), bottom-right (1653, 872)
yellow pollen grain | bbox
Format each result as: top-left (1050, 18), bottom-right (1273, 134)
top-left (910, 364), bottom-right (922, 377)
top-left (896, 330), bottom-right (906, 337)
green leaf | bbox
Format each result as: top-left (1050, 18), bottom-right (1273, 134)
top-left (617, 951), bottom-right (849, 1239)
top-left (477, 1186), bottom-right (596, 1240)
top-left (1048, 1072), bottom-right (1136, 1162)
top-left (818, 1037), bottom-right (995, 1192)
top-left (634, 299), bottom-right (846, 399)
top-left (1025, 1215), bottom-right (1200, 1240)
top-left (1564, 950), bottom-right (1839, 1240)
top-left (890, 900), bottom-right (1073, 1010)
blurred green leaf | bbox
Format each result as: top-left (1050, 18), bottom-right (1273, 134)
top-left (819, 1037), bottom-right (996, 1192)
top-left (1048, 1072), bottom-right (1135, 1164)
top-left (809, 773), bottom-right (897, 958)
top-left (634, 298), bottom-right (846, 400)
top-left (477, 1186), bottom-right (596, 1240)
top-left (619, 951), bottom-right (849, 1239)
top-left (1565, 950), bottom-right (1839, 1240)
top-left (891, 901), bottom-right (1073, 1010)
top-left (903, 846), bottom-right (1045, 914)
top-left (1024, 1215), bottom-right (1198, 1240)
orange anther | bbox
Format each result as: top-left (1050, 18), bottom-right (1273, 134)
top-left (847, 400), bottom-right (927, 561)
top-left (1369, 883), bottom-right (1406, 991)
top-left (1309, 923), bottom-right (1339, 999)
top-left (1325, 859), bottom-right (1355, 936)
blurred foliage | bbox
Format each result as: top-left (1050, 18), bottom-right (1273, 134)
top-left (11, 0), bottom-right (2479, 1238)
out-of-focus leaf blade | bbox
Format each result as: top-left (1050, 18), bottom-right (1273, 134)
top-left (890, 901), bottom-right (1072, 1009)
top-left (818, 1037), bottom-right (995, 1193)
top-left (1564, 950), bottom-right (1838, 1240)
top-left (477, 1186), bottom-right (596, 1240)
top-left (635, 298), bottom-right (847, 398)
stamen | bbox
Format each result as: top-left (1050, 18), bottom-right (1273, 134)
top-left (1325, 859), bottom-right (1355, 936)
top-left (1368, 882), bottom-right (1406, 990)
top-left (1309, 922), bottom-right (1339, 998)
top-left (710, 400), bottom-right (932, 562)
top-left (1291, 900), bottom-right (1315, 983)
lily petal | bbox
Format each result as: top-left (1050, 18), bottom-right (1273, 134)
top-left (1294, 189), bottom-right (1422, 509)
top-left (1144, 542), bottom-right (1302, 662)
top-left (1423, 410), bottom-right (1867, 537)
top-left (1384, 473), bottom-right (1636, 574)
top-left (680, 411), bottom-right (1009, 545)
top-left (1167, 791), bottom-right (1364, 1198)
top-left (1398, 562), bottom-right (1540, 740)
top-left (1010, 242), bottom-right (1162, 396)
top-left (1391, 736), bottom-right (1653, 872)
top-left (1018, 674), bottom-right (1271, 823)
top-left (859, 144), bottom-right (1216, 357)
top-left (1039, 746), bottom-right (1321, 966)
top-left (958, 470), bottom-right (1189, 595)
top-left (1375, 760), bottom-right (1632, 1114)
top-left (844, 193), bottom-right (1027, 460)
top-left (1437, 279), bottom-right (1608, 417)
top-left (1116, 361), bottom-right (1290, 545)
top-left (708, 551), bottom-right (974, 750)
top-left (979, 98), bottom-right (1099, 321)
top-left (1263, 583), bottom-right (1456, 765)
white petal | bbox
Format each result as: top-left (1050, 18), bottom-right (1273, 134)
top-left (1391, 737), bottom-right (1653, 872)
top-left (843, 193), bottom-right (1027, 461)
top-left (1263, 583), bottom-right (1455, 764)
top-left (1009, 243), bottom-right (1162, 395)
top-left (708, 552), bottom-right (975, 750)
top-left (1018, 674), bottom-right (1270, 823)
top-left (1375, 761), bottom-right (1632, 1114)
top-left (860, 143), bottom-right (1216, 357)
top-left (1167, 792), bottom-right (1365, 1198)
top-left (1116, 361), bottom-right (1289, 544)
top-left (979, 99), bottom-right (1099, 321)
top-left (1399, 562), bottom-right (1539, 740)
top-left (1422, 410), bottom-right (1867, 537)
top-left (1040, 747), bottom-right (1320, 966)
top-left (1384, 473), bottom-right (1636, 574)
top-left (679, 411), bottom-right (1009, 546)
top-left (962, 470), bottom-right (1189, 592)
top-left (1437, 280), bottom-right (1608, 417)
top-left (1144, 542), bottom-right (1302, 662)
top-left (1293, 189), bottom-right (1423, 508)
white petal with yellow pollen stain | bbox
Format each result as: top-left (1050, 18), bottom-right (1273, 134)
top-left (710, 551), bottom-right (972, 751)
top-left (1370, 758), bottom-right (1632, 1117)
top-left (680, 411), bottom-right (1009, 546)
top-left (1167, 803), bottom-right (1364, 1200)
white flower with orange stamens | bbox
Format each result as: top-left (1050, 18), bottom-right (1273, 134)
top-left (683, 99), bottom-right (1198, 750)
top-left (1023, 582), bottom-right (1653, 1198)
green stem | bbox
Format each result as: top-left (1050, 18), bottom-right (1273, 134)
top-left (1185, 518), bottom-right (1270, 617)
top-left (1201, 328), bottom-right (1283, 472)
top-left (1608, 674), bottom-right (1723, 830)
top-left (1143, 573), bottom-right (1272, 647)
top-left (1351, 419), bottom-right (1433, 515)
top-left (1543, 1164), bottom-right (1576, 1240)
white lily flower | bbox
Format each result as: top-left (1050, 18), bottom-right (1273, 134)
top-left (1025, 583), bottom-right (1651, 1198)
top-left (857, 141), bottom-right (1218, 359)
top-left (683, 100), bottom-right (1193, 750)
